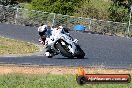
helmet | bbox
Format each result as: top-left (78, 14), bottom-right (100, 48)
top-left (42, 25), bottom-right (48, 28)
top-left (40, 23), bottom-right (44, 26)
top-left (58, 26), bottom-right (63, 29)
top-left (41, 25), bottom-right (48, 30)
top-left (38, 24), bottom-right (48, 32)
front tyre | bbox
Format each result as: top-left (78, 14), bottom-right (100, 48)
top-left (55, 40), bottom-right (74, 58)
top-left (75, 45), bottom-right (85, 59)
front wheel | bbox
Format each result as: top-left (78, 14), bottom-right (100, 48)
top-left (75, 45), bottom-right (85, 59)
top-left (55, 40), bottom-right (74, 58)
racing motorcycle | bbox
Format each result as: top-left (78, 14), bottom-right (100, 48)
top-left (44, 27), bottom-right (85, 58)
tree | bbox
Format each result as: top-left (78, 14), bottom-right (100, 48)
top-left (127, 0), bottom-right (132, 4)
top-left (16, 0), bottom-right (32, 3)
top-left (108, 3), bottom-right (128, 22)
top-left (30, 0), bottom-right (81, 15)
top-left (75, 0), bottom-right (111, 20)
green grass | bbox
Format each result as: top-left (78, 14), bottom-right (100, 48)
top-left (0, 37), bottom-right (39, 55)
top-left (0, 74), bottom-right (131, 88)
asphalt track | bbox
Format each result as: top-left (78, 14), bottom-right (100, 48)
top-left (0, 23), bottom-right (132, 69)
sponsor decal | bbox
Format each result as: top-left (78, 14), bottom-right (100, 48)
top-left (76, 67), bottom-right (131, 85)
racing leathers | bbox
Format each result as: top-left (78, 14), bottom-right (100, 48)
top-left (38, 25), bottom-right (51, 45)
top-left (38, 25), bottom-right (69, 57)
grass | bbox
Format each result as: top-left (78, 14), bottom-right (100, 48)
top-left (0, 37), bottom-right (39, 55)
top-left (0, 74), bottom-right (131, 88)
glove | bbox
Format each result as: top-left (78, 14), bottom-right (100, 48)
top-left (39, 38), bottom-right (45, 45)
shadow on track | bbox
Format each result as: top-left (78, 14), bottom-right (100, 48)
top-left (53, 57), bottom-right (88, 60)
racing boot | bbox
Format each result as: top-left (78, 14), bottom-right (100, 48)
top-left (45, 48), bottom-right (58, 58)
top-left (45, 52), bottom-right (53, 58)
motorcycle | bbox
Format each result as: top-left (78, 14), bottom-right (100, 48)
top-left (44, 27), bottom-right (85, 58)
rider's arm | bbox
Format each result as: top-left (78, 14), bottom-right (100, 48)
top-left (38, 25), bottom-right (47, 45)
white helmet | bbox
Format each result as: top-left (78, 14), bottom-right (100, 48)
top-left (42, 25), bottom-right (48, 29)
top-left (58, 26), bottom-right (63, 29)
top-left (38, 24), bottom-right (48, 32)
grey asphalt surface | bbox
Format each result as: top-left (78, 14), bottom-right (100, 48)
top-left (0, 23), bottom-right (132, 69)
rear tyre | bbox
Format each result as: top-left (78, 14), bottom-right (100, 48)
top-left (55, 40), bottom-right (74, 58)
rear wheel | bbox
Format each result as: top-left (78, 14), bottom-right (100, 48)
top-left (55, 40), bottom-right (74, 58)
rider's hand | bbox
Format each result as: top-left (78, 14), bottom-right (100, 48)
top-left (39, 38), bottom-right (45, 45)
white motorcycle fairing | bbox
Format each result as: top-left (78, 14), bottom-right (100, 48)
top-left (44, 27), bottom-right (85, 58)
top-left (46, 28), bottom-right (76, 54)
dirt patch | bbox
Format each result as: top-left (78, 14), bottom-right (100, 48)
top-left (0, 64), bottom-right (132, 75)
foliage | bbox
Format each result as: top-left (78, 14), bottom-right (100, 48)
top-left (128, 0), bottom-right (132, 6)
top-left (108, 3), bottom-right (129, 22)
top-left (30, 0), bottom-right (81, 16)
top-left (22, 0), bottom-right (130, 23)
top-left (16, 0), bottom-right (32, 3)
top-left (74, 0), bottom-right (111, 20)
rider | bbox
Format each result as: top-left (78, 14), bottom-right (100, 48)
top-left (38, 23), bottom-right (69, 46)
top-left (38, 23), bottom-right (69, 57)
top-left (38, 23), bottom-right (51, 45)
